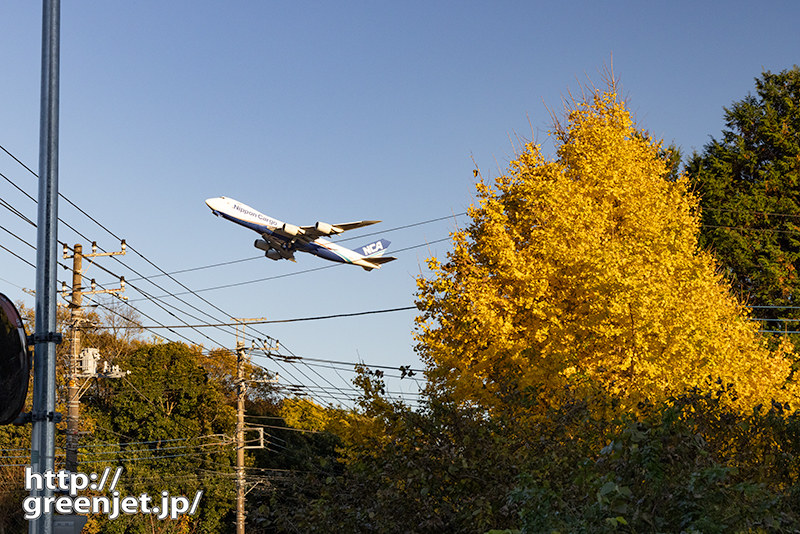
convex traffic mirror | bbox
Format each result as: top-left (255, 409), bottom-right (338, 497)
top-left (0, 293), bottom-right (30, 425)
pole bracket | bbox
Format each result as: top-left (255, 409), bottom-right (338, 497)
top-left (27, 332), bottom-right (63, 346)
top-left (13, 411), bottom-right (63, 425)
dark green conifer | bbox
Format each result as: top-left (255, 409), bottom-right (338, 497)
top-left (689, 67), bottom-right (800, 325)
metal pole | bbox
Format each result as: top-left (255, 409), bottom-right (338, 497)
top-left (236, 341), bottom-right (246, 534)
top-left (66, 244), bottom-right (82, 473)
top-left (30, 0), bottom-right (60, 533)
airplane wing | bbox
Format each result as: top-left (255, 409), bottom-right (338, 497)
top-left (359, 255), bottom-right (397, 271)
top-left (298, 220), bottom-right (381, 239)
top-left (365, 256), bottom-right (396, 265)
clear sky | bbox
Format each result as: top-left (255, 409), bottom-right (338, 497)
top-left (1, 1), bottom-right (798, 408)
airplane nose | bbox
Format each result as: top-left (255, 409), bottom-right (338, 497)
top-left (205, 197), bottom-right (225, 210)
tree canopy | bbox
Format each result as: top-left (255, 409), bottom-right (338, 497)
top-left (415, 80), bottom-right (798, 413)
top-left (688, 66), bottom-right (800, 326)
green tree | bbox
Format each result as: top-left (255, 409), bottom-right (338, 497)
top-left (510, 384), bottom-right (800, 533)
top-left (85, 342), bottom-right (237, 533)
top-left (415, 79), bottom-right (798, 414)
top-left (251, 368), bottom-right (532, 534)
top-left (688, 67), bottom-right (800, 330)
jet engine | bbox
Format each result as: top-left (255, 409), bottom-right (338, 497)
top-left (314, 221), bottom-right (343, 236)
top-left (254, 239), bottom-right (291, 261)
top-left (254, 238), bottom-right (271, 252)
top-left (280, 223), bottom-right (303, 237)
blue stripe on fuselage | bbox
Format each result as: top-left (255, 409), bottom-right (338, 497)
top-left (306, 242), bottom-right (348, 263)
top-left (218, 210), bottom-right (274, 234)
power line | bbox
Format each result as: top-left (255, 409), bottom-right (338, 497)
top-left (0, 192), bottom-right (37, 226)
top-left (337, 212), bottom-right (466, 243)
top-left (135, 305), bottom-right (416, 329)
top-left (125, 256), bottom-right (262, 282)
top-left (703, 224), bottom-right (800, 235)
top-left (126, 236), bottom-right (452, 301)
top-left (251, 350), bottom-right (424, 375)
top-left (0, 241), bottom-right (35, 268)
top-left (760, 330), bottom-right (800, 335)
top-left (256, 346), bottom-right (356, 408)
top-left (279, 342), bottom-right (357, 405)
top-left (0, 224), bottom-right (36, 250)
top-left (1, 166), bottom-right (119, 251)
top-left (3, 153), bottom-right (451, 354)
top-left (247, 346), bottom-right (423, 408)
top-left (122, 213), bottom-right (466, 282)
top-left (1, 144), bottom-right (437, 397)
top-left (703, 207), bottom-right (800, 219)
top-left (1, 145), bottom-right (247, 348)
top-left (64, 262), bottom-right (202, 346)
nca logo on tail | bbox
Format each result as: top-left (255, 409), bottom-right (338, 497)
top-left (361, 241), bottom-right (385, 255)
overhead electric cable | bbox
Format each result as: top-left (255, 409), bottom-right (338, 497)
top-left (279, 342), bottom-right (356, 404)
top-left (127, 236), bottom-right (452, 300)
top-left (337, 212), bottom-right (466, 243)
top-left (0, 224), bottom-right (36, 250)
top-left (135, 305), bottom-right (416, 329)
top-left (261, 350), bottom-right (354, 407)
top-left (0, 194), bottom-right (36, 226)
top-left (248, 352), bottom-right (357, 410)
top-left (89, 291), bottom-right (192, 346)
top-left (118, 211), bottom-right (466, 283)
top-left (0, 242), bottom-right (35, 268)
top-left (125, 256), bottom-right (262, 282)
top-left (2, 143), bottom-right (247, 348)
top-left (65, 257), bottom-right (217, 346)
top-left (251, 349), bottom-right (424, 375)
top-left (703, 207), bottom-right (800, 219)
top-left (3, 144), bottom-right (444, 368)
top-left (1, 167), bottom-right (114, 250)
top-left (703, 224), bottom-right (800, 235)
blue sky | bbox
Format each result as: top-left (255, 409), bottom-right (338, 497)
top-left (1, 1), bottom-right (799, 407)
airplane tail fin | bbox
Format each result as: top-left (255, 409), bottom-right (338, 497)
top-left (357, 239), bottom-right (391, 258)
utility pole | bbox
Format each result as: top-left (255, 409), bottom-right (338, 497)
top-left (235, 340), bottom-right (246, 534)
top-left (30, 2), bottom-right (61, 533)
top-left (63, 241), bottom-right (126, 474)
top-left (65, 244), bottom-right (82, 474)
top-left (233, 320), bottom-right (278, 534)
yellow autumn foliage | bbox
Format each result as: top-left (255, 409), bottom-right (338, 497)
top-left (280, 397), bottom-right (333, 432)
top-left (415, 84), bottom-right (798, 413)
top-left (279, 396), bottom-right (383, 455)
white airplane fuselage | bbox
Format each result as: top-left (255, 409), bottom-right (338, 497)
top-left (205, 197), bottom-right (393, 270)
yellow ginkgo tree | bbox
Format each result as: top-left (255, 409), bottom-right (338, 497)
top-left (415, 80), bottom-right (798, 413)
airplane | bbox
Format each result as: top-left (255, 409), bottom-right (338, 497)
top-left (205, 197), bottom-right (397, 271)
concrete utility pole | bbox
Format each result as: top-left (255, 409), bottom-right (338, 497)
top-left (233, 321), bottom-right (278, 534)
top-left (65, 244), bottom-right (83, 474)
top-left (30, 1), bottom-right (61, 533)
top-left (236, 341), bottom-right (246, 534)
top-left (63, 241), bottom-right (126, 474)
